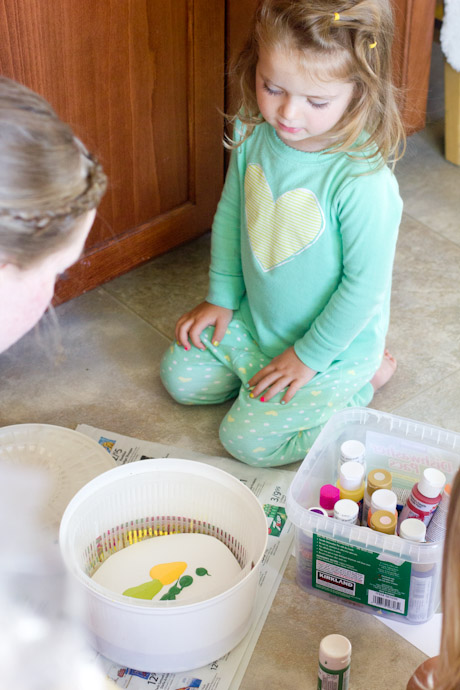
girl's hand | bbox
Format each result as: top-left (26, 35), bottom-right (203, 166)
top-left (248, 347), bottom-right (317, 404)
top-left (175, 301), bottom-right (233, 351)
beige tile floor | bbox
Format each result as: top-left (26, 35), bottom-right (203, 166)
top-left (1, 42), bottom-right (459, 690)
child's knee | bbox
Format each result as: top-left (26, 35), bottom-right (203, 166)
top-left (160, 344), bottom-right (191, 404)
top-left (161, 341), bottom-right (240, 406)
top-left (218, 413), bottom-right (288, 467)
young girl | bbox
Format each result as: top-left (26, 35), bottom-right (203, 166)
top-left (0, 77), bottom-right (107, 355)
top-left (161, 0), bottom-right (404, 467)
top-left (406, 468), bottom-right (460, 690)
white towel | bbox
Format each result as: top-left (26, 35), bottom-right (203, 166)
top-left (441, 0), bottom-right (460, 72)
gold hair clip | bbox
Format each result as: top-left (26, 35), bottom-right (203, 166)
top-left (369, 41), bottom-right (377, 49)
top-left (333, 12), bottom-right (340, 21)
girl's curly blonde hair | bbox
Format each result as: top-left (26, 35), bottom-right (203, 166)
top-left (227, 0), bottom-right (405, 166)
top-left (0, 77), bottom-right (107, 268)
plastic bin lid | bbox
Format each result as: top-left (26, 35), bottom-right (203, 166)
top-left (0, 424), bottom-right (114, 530)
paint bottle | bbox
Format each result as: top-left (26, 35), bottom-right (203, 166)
top-left (426, 484), bottom-right (451, 542)
top-left (308, 506), bottom-right (328, 517)
top-left (333, 499), bottom-right (359, 525)
top-left (319, 484), bottom-right (341, 518)
top-left (407, 561), bottom-right (437, 623)
top-left (361, 468), bottom-right (392, 526)
top-left (367, 488), bottom-right (398, 526)
top-left (338, 439), bottom-right (366, 474)
top-left (337, 461), bottom-right (365, 521)
top-left (318, 634), bottom-right (351, 690)
top-left (370, 509), bottom-right (397, 535)
top-left (399, 518), bottom-right (426, 543)
top-left (399, 519), bottom-right (435, 622)
top-left (398, 468), bottom-right (446, 527)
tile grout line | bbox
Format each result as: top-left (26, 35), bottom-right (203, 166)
top-left (399, 210), bottom-right (460, 253)
top-left (98, 287), bottom-right (174, 343)
top-left (384, 367), bottom-right (460, 416)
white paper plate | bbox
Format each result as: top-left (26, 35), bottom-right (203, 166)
top-left (0, 424), bottom-right (114, 530)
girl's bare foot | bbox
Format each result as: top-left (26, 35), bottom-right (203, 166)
top-left (371, 349), bottom-right (397, 392)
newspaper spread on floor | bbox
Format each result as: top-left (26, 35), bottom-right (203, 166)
top-left (76, 424), bottom-right (296, 690)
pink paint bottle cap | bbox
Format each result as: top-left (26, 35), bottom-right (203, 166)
top-left (320, 484), bottom-right (340, 511)
top-left (418, 468), bottom-right (446, 499)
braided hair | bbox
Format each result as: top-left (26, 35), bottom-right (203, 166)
top-left (0, 77), bottom-right (107, 268)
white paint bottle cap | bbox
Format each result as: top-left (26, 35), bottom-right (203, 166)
top-left (340, 440), bottom-right (365, 465)
top-left (399, 518), bottom-right (427, 542)
top-left (339, 461), bottom-right (365, 491)
top-left (319, 634), bottom-right (352, 671)
top-left (333, 498), bottom-right (359, 523)
top-left (370, 488), bottom-right (397, 514)
top-left (418, 468), bottom-right (446, 498)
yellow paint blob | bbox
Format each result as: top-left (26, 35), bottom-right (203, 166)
top-left (149, 561), bottom-right (187, 584)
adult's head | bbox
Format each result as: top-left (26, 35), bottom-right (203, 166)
top-left (0, 77), bottom-right (107, 352)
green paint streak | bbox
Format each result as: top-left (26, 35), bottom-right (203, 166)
top-left (196, 567), bottom-right (211, 577)
top-left (123, 578), bottom-right (163, 600)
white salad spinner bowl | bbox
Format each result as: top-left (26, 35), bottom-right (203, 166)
top-left (59, 458), bottom-right (268, 673)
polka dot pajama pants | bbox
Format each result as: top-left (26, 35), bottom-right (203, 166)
top-left (160, 319), bottom-right (380, 467)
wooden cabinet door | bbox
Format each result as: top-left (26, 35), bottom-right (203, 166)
top-left (0, 1), bottom-right (225, 303)
top-left (226, 0), bottom-right (436, 135)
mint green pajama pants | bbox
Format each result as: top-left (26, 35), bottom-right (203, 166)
top-left (160, 319), bottom-right (380, 467)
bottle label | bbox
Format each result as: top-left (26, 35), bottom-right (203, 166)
top-left (407, 493), bottom-right (440, 514)
top-left (400, 497), bottom-right (438, 525)
top-left (318, 662), bottom-right (350, 689)
top-left (426, 506), bottom-right (448, 541)
top-left (312, 535), bottom-right (411, 615)
top-left (408, 572), bottom-right (433, 622)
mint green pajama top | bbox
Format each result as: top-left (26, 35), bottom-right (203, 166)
top-left (206, 122), bottom-right (403, 373)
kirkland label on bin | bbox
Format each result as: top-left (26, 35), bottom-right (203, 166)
top-left (312, 535), bottom-right (411, 615)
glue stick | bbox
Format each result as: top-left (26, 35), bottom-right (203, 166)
top-left (318, 634), bottom-right (351, 690)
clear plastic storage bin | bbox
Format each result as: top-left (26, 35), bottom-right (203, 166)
top-left (286, 407), bottom-right (460, 624)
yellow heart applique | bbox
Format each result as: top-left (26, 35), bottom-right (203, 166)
top-left (311, 390), bottom-right (321, 396)
top-left (245, 164), bottom-right (324, 272)
top-left (227, 415), bottom-right (235, 422)
top-left (238, 367), bottom-right (247, 375)
top-left (178, 376), bottom-right (192, 382)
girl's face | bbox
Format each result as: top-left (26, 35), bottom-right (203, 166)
top-left (0, 209), bottom-right (96, 354)
top-left (256, 46), bottom-right (355, 152)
